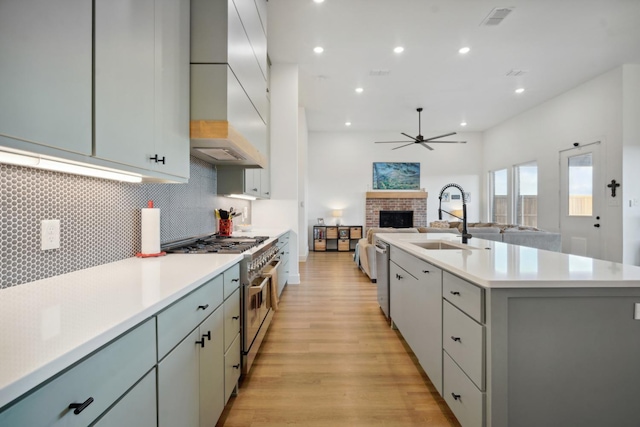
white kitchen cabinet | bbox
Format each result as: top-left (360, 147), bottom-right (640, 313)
top-left (390, 247), bottom-right (443, 394)
top-left (0, 0), bottom-right (92, 155)
top-left (0, 319), bottom-right (156, 427)
top-left (93, 368), bottom-right (157, 427)
top-left (224, 288), bottom-right (241, 352)
top-left (216, 165), bottom-right (270, 199)
top-left (276, 232), bottom-right (290, 297)
top-left (94, 0), bottom-right (190, 179)
top-left (199, 307), bottom-right (225, 427)
top-left (224, 334), bottom-right (242, 402)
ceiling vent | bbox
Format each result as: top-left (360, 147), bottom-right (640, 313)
top-left (369, 69), bottom-right (391, 77)
top-left (481, 7), bottom-right (514, 26)
top-left (506, 69), bottom-right (528, 77)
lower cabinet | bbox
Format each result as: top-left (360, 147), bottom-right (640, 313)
top-left (199, 308), bottom-right (225, 426)
top-left (224, 334), bottom-right (242, 402)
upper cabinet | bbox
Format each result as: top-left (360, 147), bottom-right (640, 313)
top-left (0, 0), bottom-right (92, 156)
top-left (94, 0), bottom-right (190, 179)
top-left (0, 0), bottom-right (191, 183)
top-left (190, 0), bottom-right (269, 168)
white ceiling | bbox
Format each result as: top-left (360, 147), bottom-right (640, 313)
top-left (267, 0), bottom-right (640, 135)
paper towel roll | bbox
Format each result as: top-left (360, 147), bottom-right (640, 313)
top-left (141, 208), bottom-right (161, 254)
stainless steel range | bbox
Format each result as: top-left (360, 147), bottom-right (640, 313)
top-left (162, 233), bottom-right (279, 375)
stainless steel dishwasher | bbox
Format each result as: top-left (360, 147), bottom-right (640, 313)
top-left (374, 240), bottom-right (390, 320)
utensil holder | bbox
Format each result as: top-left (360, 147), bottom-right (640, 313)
top-left (218, 219), bottom-right (233, 236)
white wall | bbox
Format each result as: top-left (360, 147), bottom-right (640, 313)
top-left (622, 65), bottom-right (640, 265)
top-left (483, 66), bottom-right (627, 262)
top-left (298, 107), bottom-right (309, 260)
top-left (307, 131), bottom-right (484, 247)
top-left (253, 63), bottom-right (301, 283)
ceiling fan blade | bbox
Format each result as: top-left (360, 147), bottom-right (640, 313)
top-left (419, 142), bottom-right (434, 151)
top-left (401, 132), bottom-right (419, 142)
top-left (392, 142), bottom-right (415, 150)
top-left (374, 140), bottom-right (414, 143)
top-left (423, 132), bottom-right (457, 142)
top-left (426, 140), bottom-right (467, 144)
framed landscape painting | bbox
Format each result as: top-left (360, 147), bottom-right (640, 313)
top-left (372, 162), bottom-right (420, 190)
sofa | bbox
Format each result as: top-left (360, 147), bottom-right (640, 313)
top-left (356, 222), bottom-right (561, 282)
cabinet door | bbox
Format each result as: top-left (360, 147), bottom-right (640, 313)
top-left (0, 0), bottom-right (92, 155)
top-left (158, 329), bottom-right (200, 427)
top-left (389, 262), bottom-right (407, 333)
top-left (224, 288), bottom-right (241, 351)
top-left (199, 308), bottom-right (225, 427)
top-left (94, 368), bottom-right (157, 427)
top-left (224, 334), bottom-right (242, 403)
top-left (153, 0), bottom-right (190, 178)
top-left (260, 168), bottom-right (271, 199)
top-left (94, 0), bottom-right (155, 170)
top-left (244, 169), bottom-right (260, 196)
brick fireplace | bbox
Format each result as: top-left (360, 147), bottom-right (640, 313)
top-left (365, 191), bottom-right (427, 230)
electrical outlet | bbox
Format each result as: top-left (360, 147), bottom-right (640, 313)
top-left (41, 220), bottom-right (60, 250)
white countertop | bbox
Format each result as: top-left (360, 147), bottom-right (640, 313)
top-left (0, 228), bottom-right (288, 410)
top-left (377, 233), bottom-right (640, 288)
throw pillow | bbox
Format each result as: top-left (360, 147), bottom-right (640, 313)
top-left (429, 220), bottom-right (450, 229)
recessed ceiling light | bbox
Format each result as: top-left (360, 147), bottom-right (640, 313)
top-left (459, 47), bottom-right (471, 54)
top-left (345, 122), bottom-right (352, 126)
top-left (313, 46), bottom-right (324, 54)
top-left (394, 46), bottom-right (404, 53)
top-left (313, 0), bottom-right (325, 3)
top-left (355, 87), bottom-right (364, 93)
top-left (515, 88), bottom-right (525, 94)
top-left (460, 122), bottom-right (468, 127)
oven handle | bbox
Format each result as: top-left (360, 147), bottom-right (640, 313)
top-left (249, 277), bottom-right (269, 297)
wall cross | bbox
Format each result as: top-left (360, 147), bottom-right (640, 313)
top-left (607, 179), bottom-right (620, 197)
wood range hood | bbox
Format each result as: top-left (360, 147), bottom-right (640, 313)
top-left (190, 120), bottom-right (267, 168)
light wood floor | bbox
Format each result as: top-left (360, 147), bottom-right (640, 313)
top-left (217, 252), bottom-right (460, 427)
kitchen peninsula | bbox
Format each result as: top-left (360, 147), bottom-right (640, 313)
top-left (377, 232), bottom-right (640, 427)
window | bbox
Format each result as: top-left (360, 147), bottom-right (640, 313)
top-left (514, 161), bottom-right (538, 227)
top-left (490, 169), bottom-right (508, 223)
top-left (567, 153), bottom-right (593, 216)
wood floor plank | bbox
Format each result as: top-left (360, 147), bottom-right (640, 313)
top-left (217, 252), bottom-right (460, 427)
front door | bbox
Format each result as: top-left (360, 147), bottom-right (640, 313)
top-left (559, 142), bottom-right (602, 258)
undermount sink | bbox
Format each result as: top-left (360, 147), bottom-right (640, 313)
top-left (411, 241), bottom-right (480, 250)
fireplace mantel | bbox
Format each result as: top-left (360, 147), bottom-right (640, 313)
top-left (365, 191), bottom-right (428, 199)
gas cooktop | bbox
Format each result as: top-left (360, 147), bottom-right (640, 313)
top-left (163, 235), bottom-right (269, 254)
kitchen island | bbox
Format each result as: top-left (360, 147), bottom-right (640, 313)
top-left (0, 229), bottom-right (289, 426)
top-left (377, 232), bottom-right (640, 427)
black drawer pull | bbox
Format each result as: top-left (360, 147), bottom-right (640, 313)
top-left (450, 291), bottom-right (461, 296)
top-left (203, 331), bottom-right (211, 341)
top-left (232, 315), bottom-right (240, 320)
top-left (198, 304), bottom-right (209, 310)
top-left (196, 339), bottom-right (205, 348)
top-left (149, 154), bottom-right (165, 164)
top-left (451, 336), bottom-right (462, 342)
top-left (451, 393), bottom-right (461, 401)
top-left (69, 397), bottom-right (94, 415)
top-left (233, 364), bottom-right (240, 369)
top-left (396, 274), bottom-right (403, 280)
top-left (231, 278), bottom-right (240, 282)
top-left (422, 270), bottom-right (430, 273)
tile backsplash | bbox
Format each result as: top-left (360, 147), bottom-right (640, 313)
top-left (0, 156), bottom-right (244, 288)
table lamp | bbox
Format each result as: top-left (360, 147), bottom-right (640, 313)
top-left (332, 210), bottom-right (343, 225)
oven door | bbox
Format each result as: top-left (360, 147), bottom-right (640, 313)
top-left (245, 276), bottom-right (270, 351)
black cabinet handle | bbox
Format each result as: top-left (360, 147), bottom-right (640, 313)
top-left (231, 278), bottom-right (240, 282)
top-left (451, 336), bottom-right (462, 342)
top-left (396, 274), bottom-right (403, 280)
top-left (149, 154), bottom-right (165, 164)
top-left (451, 393), bottom-right (461, 401)
top-left (203, 331), bottom-right (211, 341)
top-left (252, 188), bottom-right (258, 192)
top-left (594, 224), bottom-right (600, 228)
top-left (196, 339), bottom-right (205, 348)
top-left (198, 304), bottom-right (209, 310)
top-left (233, 364), bottom-right (240, 369)
top-left (422, 270), bottom-right (430, 273)
top-left (232, 315), bottom-right (240, 320)
top-left (450, 291), bottom-right (461, 296)
top-left (69, 397), bottom-right (94, 415)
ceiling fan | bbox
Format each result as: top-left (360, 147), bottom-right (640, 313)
top-left (374, 108), bottom-right (467, 150)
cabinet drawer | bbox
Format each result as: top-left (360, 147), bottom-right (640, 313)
top-left (93, 367), bottom-right (157, 427)
top-left (326, 227), bottom-right (338, 239)
top-left (390, 246), bottom-right (442, 281)
top-left (443, 272), bottom-right (484, 323)
top-left (350, 227), bottom-right (362, 239)
top-left (338, 239), bottom-right (350, 251)
top-left (224, 333), bottom-right (241, 403)
top-left (224, 288), bottom-right (241, 351)
top-left (443, 301), bottom-right (485, 390)
top-left (314, 240), bottom-right (326, 251)
top-left (223, 263), bottom-right (241, 299)
top-left (443, 352), bottom-right (485, 427)
top-left (0, 319), bottom-right (155, 427)
top-left (157, 275), bottom-right (224, 360)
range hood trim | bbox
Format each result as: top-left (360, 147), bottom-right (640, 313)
top-left (190, 120), bottom-right (267, 168)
